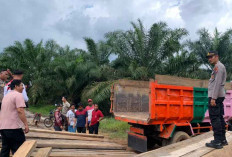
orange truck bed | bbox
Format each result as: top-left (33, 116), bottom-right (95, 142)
top-left (111, 79), bottom-right (194, 125)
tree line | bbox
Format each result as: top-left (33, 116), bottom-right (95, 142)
top-left (1, 19), bottom-right (232, 115)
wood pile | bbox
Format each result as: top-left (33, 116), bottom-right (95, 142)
top-left (0, 128), bottom-right (136, 157)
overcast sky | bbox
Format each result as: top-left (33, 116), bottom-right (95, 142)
top-left (0, 0), bottom-right (232, 51)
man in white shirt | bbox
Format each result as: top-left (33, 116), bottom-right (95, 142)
top-left (4, 70), bottom-right (29, 106)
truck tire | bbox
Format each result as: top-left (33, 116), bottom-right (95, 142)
top-left (170, 131), bottom-right (190, 144)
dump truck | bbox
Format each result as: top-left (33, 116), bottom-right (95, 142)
top-left (110, 79), bottom-right (232, 152)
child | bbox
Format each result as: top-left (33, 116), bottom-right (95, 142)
top-left (89, 104), bottom-right (104, 134)
top-left (33, 113), bottom-right (41, 127)
top-left (66, 104), bottom-right (76, 133)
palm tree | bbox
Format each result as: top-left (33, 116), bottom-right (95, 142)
top-left (188, 28), bottom-right (232, 80)
top-left (0, 39), bottom-right (66, 104)
top-left (105, 19), bottom-right (189, 80)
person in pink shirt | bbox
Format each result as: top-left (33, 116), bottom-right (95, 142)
top-left (0, 80), bottom-right (29, 157)
top-left (85, 99), bottom-right (94, 131)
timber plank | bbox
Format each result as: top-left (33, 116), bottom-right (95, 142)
top-left (155, 74), bottom-right (204, 87)
top-left (48, 152), bottom-right (135, 157)
top-left (26, 132), bottom-right (107, 142)
top-left (30, 128), bottom-right (104, 138)
top-left (202, 141), bottom-right (232, 157)
top-left (52, 148), bottom-right (130, 152)
top-left (35, 139), bottom-right (126, 150)
top-left (31, 148), bottom-right (136, 157)
top-left (155, 74), bottom-right (231, 90)
top-left (13, 140), bottom-right (37, 157)
top-left (136, 132), bottom-right (232, 157)
top-left (50, 151), bottom-right (135, 154)
top-left (183, 133), bottom-right (232, 157)
top-left (51, 149), bottom-right (132, 152)
top-left (34, 147), bottom-right (52, 157)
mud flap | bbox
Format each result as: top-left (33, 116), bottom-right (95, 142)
top-left (128, 132), bottom-right (147, 152)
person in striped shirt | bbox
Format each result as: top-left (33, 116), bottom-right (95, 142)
top-left (4, 70), bottom-right (29, 107)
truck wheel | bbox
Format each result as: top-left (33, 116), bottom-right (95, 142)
top-left (170, 131), bottom-right (190, 144)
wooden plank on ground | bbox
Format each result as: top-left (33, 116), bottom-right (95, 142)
top-left (43, 152), bottom-right (135, 157)
top-left (30, 128), bottom-right (104, 138)
top-left (26, 132), bottom-right (107, 142)
top-left (202, 141), bottom-right (232, 157)
top-left (13, 140), bottom-right (37, 157)
top-left (184, 133), bottom-right (232, 157)
top-left (155, 74), bottom-right (231, 90)
top-left (136, 131), bottom-right (232, 157)
top-left (35, 139), bottom-right (125, 150)
top-left (31, 149), bottom-right (136, 157)
top-left (51, 149), bottom-right (131, 152)
top-left (34, 147), bottom-right (52, 157)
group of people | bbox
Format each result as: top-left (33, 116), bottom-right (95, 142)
top-left (54, 97), bottom-right (104, 134)
top-left (0, 70), bottom-right (29, 107)
top-left (0, 70), bottom-right (29, 157)
top-left (0, 69), bottom-right (104, 157)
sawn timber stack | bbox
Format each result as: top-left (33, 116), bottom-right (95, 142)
top-left (0, 128), bottom-right (136, 157)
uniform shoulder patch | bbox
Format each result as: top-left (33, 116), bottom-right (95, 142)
top-left (214, 66), bottom-right (218, 73)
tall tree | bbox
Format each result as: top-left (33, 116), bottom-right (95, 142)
top-left (105, 19), bottom-right (190, 79)
top-left (188, 28), bottom-right (232, 80)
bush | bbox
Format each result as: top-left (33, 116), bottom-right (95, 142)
top-left (99, 117), bottom-right (130, 139)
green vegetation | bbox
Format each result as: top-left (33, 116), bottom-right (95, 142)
top-left (1, 19), bottom-right (232, 116)
top-left (28, 105), bottom-right (55, 116)
top-left (99, 117), bottom-right (130, 139)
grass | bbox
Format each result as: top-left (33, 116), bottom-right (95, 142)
top-left (99, 117), bottom-right (130, 139)
top-left (28, 105), bottom-right (55, 116)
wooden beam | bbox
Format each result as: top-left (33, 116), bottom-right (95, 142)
top-left (34, 147), bottom-right (52, 157)
top-left (136, 131), bottom-right (232, 157)
top-left (29, 128), bottom-right (104, 138)
top-left (32, 151), bottom-right (136, 157)
top-left (26, 132), bottom-right (107, 142)
top-left (184, 133), bottom-right (232, 157)
top-left (155, 74), bottom-right (231, 90)
top-left (202, 142), bottom-right (232, 157)
top-left (35, 139), bottom-right (125, 150)
top-left (13, 140), bottom-right (37, 157)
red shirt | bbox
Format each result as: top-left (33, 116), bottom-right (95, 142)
top-left (90, 109), bottom-right (104, 126)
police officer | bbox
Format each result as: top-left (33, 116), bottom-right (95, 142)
top-left (205, 51), bottom-right (227, 149)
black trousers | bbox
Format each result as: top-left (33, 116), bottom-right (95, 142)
top-left (89, 123), bottom-right (99, 134)
top-left (0, 129), bottom-right (26, 157)
top-left (208, 97), bottom-right (226, 142)
top-left (77, 127), bottom-right (86, 133)
top-left (61, 114), bottom-right (68, 131)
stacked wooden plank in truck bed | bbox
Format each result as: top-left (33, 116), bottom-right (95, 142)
top-left (155, 74), bottom-right (231, 90)
top-left (0, 128), bottom-right (136, 157)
